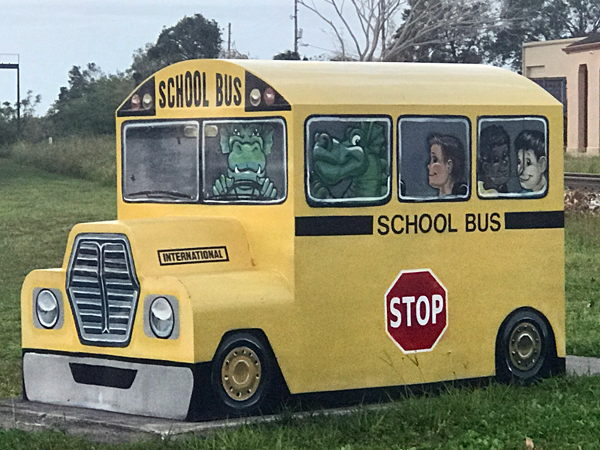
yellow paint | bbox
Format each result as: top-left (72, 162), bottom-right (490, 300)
top-left (22, 60), bottom-right (564, 395)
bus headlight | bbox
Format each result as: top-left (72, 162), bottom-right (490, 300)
top-left (36, 289), bottom-right (59, 329)
top-left (149, 296), bottom-right (174, 338)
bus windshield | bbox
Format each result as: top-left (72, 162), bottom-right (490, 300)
top-left (122, 118), bottom-right (287, 205)
top-left (123, 121), bottom-right (200, 202)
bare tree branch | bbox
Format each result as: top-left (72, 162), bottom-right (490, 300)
top-left (299, 0), bottom-right (404, 60)
top-left (299, 0), bottom-right (499, 62)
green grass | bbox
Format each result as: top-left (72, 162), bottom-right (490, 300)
top-left (8, 135), bottom-right (116, 186)
top-left (565, 213), bottom-right (600, 356)
top-left (2, 377), bottom-right (600, 449)
top-left (3, 149), bottom-right (600, 448)
top-left (564, 153), bottom-right (600, 174)
top-left (0, 157), bottom-right (116, 397)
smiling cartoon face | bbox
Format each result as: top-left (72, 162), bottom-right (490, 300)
top-left (312, 127), bottom-right (369, 185)
top-left (518, 149), bottom-right (547, 192)
top-left (482, 143), bottom-right (510, 187)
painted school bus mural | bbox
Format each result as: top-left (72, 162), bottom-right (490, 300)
top-left (21, 60), bottom-right (565, 421)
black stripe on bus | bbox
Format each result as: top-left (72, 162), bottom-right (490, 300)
top-left (504, 211), bottom-right (564, 229)
top-left (295, 216), bottom-right (374, 236)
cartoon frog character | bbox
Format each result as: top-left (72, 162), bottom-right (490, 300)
top-left (309, 121), bottom-right (388, 199)
top-left (212, 123), bottom-right (278, 200)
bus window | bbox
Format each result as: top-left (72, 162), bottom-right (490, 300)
top-left (477, 116), bottom-right (548, 198)
top-left (202, 118), bottom-right (287, 204)
top-left (398, 116), bottom-right (471, 201)
top-left (305, 116), bottom-right (392, 206)
top-left (123, 121), bottom-right (200, 203)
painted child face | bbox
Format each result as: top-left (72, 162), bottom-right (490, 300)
top-left (517, 149), bottom-right (547, 191)
top-left (483, 144), bottom-right (510, 187)
top-left (428, 144), bottom-right (452, 189)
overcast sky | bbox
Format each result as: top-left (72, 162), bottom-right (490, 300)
top-left (0, 0), bottom-right (336, 115)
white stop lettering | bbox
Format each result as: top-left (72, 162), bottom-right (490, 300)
top-left (389, 294), bottom-right (444, 328)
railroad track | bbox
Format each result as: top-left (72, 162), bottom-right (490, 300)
top-left (564, 172), bottom-right (600, 190)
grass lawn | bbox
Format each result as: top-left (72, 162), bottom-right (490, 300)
top-left (2, 156), bottom-right (600, 448)
top-left (0, 158), bottom-right (116, 397)
top-left (564, 153), bottom-right (600, 174)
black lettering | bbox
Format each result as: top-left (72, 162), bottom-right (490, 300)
top-left (233, 77), bottom-right (242, 106)
top-left (176, 252), bottom-right (182, 261)
top-left (167, 78), bottom-right (175, 108)
top-left (448, 214), bottom-right (457, 232)
top-left (419, 214), bottom-right (432, 233)
top-left (194, 251), bottom-right (201, 260)
top-left (193, 71), bottom-right (202, 107)
top-left (490, 212), bottom-right (501, 231)
top-left (202, 72), bottom-right (209, 106)
top-left (185, 71), bottom-right (193, 107)
top-left (217, 249), bottom-right (223, 257)
top-left (225, 74), bottom-right (232, 106)
top-left (391, 215), bottom-right (404, 234)
top-left (406, 215), bottom-right (418, 234)
top-left (478, 213), bottom-right (489, 232)
top-left (433, 214), bottom-right (447, 233)
top-left (162, 253), bottom-right (172, 262)
top-left (158, 81), bottom-right (166, 108)
top-left (216, 73), bottom-right (223, 106)
top-left (175, 74), bottom-right (184, 108)
top-left (466, 213), bottom-right (476, 232)
top-left (377, 215), bottom-right (390, 235)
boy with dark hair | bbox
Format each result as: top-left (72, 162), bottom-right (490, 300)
top-left (515, 130), bottom-right (547, 193)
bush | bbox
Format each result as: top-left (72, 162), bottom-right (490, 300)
top-left (9, 135), bottom-right (116, 186)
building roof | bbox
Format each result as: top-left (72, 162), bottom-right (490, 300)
top-left (563, 33), bottom-right (600, 53)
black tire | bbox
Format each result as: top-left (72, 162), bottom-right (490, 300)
top-left (495, 309), bottom-right (556, 384)
top-left (211, 332), bottom-right (276, 415)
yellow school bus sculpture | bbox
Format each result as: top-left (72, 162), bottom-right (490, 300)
top-left (21, 60), bottom-right (565, 420)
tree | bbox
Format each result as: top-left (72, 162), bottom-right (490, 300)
top-left (0, 90), bottom-right (42, 150)
top-left (299, 0), bottom-right (403, 61)
top-left (48, 64), bottom-right (134, 136)
top-left (299, 0), bottom-right (498, 62)
top-left (273, 50), bottom-right (302, 60)
top-left (386, 0), bottom-right (497, 62)
top-left (488, 0), bottom-right (600, 70)
top-left (130, 14), bottom-right (222, 84)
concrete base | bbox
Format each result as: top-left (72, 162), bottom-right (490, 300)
top-left (1, 356), bottom-right (599, 443)
top-left (0, 397), bottom-right (267, 443)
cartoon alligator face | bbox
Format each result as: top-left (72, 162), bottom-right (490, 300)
top-left (309, 122), bottom-right (388, 200)
top-left (211, 123), bottom-right (278, 200)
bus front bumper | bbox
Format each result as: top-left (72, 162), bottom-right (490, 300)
top-left (22, 351), bottom-right (196, 420)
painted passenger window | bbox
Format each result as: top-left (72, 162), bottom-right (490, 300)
top-left (477, 117), bottom-right (548, 199)
top-left (305, 116), bottom-right (392, 206)
top-left (123, 121), bottom-right (200, 203)
top-left (202, 118), bottom-right (287, 204)
top-left (398, 116), bottom-right (470, 202)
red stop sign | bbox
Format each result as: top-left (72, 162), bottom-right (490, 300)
top-left (385, 269), bottom-right (448, 352)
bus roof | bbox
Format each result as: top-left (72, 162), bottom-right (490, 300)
top-left (222, 60), bottom-right (559, 108)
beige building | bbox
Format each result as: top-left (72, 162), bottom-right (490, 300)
top-left (523, 34), bottom-right (600, 154)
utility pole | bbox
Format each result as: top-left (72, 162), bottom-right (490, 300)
top-left (227, 23), bottom-right (231, 57)
top-left (0, 54), bottom-right (20, 132)
top-left (294, 0), bottom-right (299, 54)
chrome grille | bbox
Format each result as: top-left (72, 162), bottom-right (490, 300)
top-left (66, 234), bottom-right (139, 346)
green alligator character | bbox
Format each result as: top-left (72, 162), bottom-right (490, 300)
top-left (212, 123), bottom-right (278, 200)
top-left (310, 122), bottom-right (388, 199)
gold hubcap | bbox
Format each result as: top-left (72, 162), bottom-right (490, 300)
top-left (221, 346), bottom-right (262, 401)
top-left (508, 322), bottom-right (542, 371)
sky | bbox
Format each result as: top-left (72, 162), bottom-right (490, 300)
top-left (0, 0), bottom-right (338, 115)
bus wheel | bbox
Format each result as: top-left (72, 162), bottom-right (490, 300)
top-left (211, 332), bottom-right (274, 415)
top-left (496, 309), bottom-right (555, 384)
